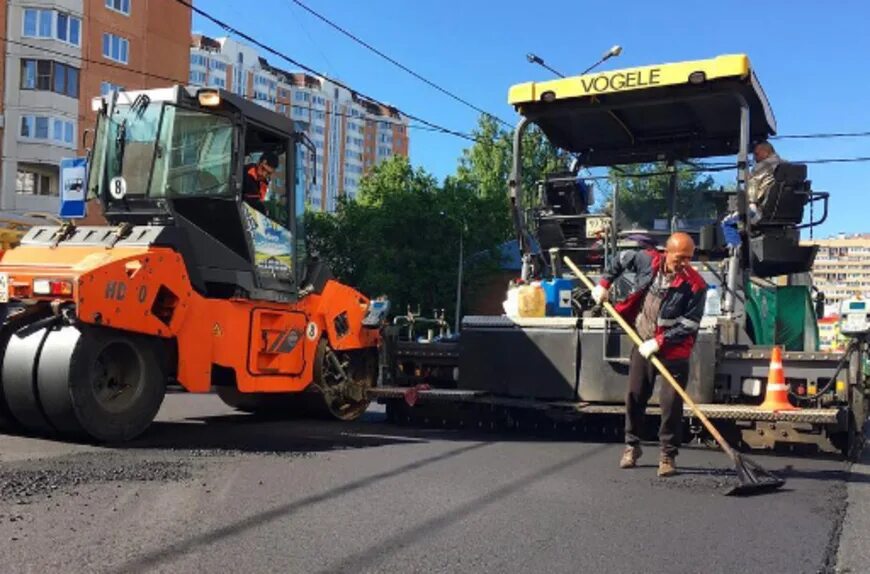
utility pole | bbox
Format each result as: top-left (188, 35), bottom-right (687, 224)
top-left (441, 211), bottom-right (466, 334)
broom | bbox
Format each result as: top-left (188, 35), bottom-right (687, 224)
top-left (564, 255), bottom-right (785, 496)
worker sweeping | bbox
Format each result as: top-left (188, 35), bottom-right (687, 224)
top-left (590, 232), bottom-right (707, 477)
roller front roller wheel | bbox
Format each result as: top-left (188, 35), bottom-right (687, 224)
top-left (37, 325), bottom-right (166, 443)
top-left (1, 323), bottom-right (55, 435)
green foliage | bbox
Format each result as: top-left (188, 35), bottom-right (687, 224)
top-left (455, 115), bottom-right (512, 201)
top-left (600, 163), bottom-right (718, 228)
top-left (303, 113), bottom-right (568, 321)
top-left (304, 156), bottom-right (504, 319)
top-left (455, 115), bottom-right (569, 215)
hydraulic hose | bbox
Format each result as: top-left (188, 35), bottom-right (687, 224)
top-left (788, 339), bottom-right (858, 401)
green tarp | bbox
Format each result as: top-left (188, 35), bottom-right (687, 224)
top-left (745, 282), bottom-right (819, 352)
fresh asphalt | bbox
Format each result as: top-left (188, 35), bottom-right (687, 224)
top-left (0, 393), bottom-right (859, 574)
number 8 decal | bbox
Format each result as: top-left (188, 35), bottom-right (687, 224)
top-left (306, 322), bottom-right (318, 341)
top-left (109, 176), bottom-right (127, 200)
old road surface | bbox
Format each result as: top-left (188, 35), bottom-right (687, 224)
top-left (0, 392), bottom-right (863, 574)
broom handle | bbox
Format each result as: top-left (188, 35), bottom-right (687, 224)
top-left (564, 256), bottom-right (738, 461)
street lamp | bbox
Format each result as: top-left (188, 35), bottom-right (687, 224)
top-left (580, 45), bottom-right (623, 75)
top-left (440, 211), bottom-right (467, 334)
top-left (527, 45), bottom-right (623, 78)
top-left (526, 53), bottom-right (565, 78)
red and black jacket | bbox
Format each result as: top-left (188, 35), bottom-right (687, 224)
top-left (598, 248), bottom-right (707, 361)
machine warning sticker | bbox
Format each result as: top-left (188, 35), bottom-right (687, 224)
top-left (306, 322), bottom-right (318, 341)
top-left (266, 328), bottom-right (301, 354)
top-left (242, 202), bottom-right (294, 282)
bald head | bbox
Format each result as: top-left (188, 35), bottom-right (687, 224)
top-left (665, 232), bottom-right (695, 273)
top-left (753, 141), bottom-right (775, 162)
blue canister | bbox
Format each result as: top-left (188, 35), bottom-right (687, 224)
top-left (542, 277), bottom-right (577, 316)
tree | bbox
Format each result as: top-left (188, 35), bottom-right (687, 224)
top-left (304, 156), bottom-right (506, 321)
top-left (599, 163), bottom-right (718, 229)
top-left (304, 113), bottom-right (571, 322)
top-left (455, 115), bottom-right (512, 201)
top-left (454, 114), bottom-right (569, 241)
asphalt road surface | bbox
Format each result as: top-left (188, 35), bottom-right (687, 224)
top-left (0, 393), bottom-right (861, 574)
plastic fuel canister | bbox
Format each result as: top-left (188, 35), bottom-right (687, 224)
top-left (542, 278), bottom-right (576, 317)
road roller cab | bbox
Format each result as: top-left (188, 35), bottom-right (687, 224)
top-left (0, 86), bottom-right (387, 443)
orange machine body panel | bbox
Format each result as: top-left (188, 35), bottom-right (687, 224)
top-left (0, 244), bottom-right (379, 394)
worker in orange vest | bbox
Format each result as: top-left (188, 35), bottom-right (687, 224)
top-left (242, 151), bottom-right (279, 213)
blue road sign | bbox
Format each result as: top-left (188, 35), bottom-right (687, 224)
top-left (59, 157), bottom-right (87, 218)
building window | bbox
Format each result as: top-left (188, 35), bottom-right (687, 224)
top-left (100, 81), bottom-right (124, 96)
top-left (22, 9), bottom-right (80, 46)
top-left (36, 60), bottom-right (50, 90)
top-left (254, 76), bottom-right (276, 89)
top-left (20, 115), bottom-right (76, 147)
top-left (16, 167), bottom-right (56, 196)
top-left (253, 90), bottom-right (273, 102)
top-left (34, 117), bottom-right (49, 139)
top-left (102, 33), bottom-right (129, 64)
top-left (56, 12), bottom-right (68, 41)
top-left (21, 59), bottom-right (79, 98)
top-left (189, 70), bottom-right (206, 84)
top-left (105, 0), bottom-right (131, 16)
top-left (23, 8), bottom-right (51, 38)
top-left (53, 118), bottom-right (64, 141)
top-left (59, 13), bottom-right (80, 45)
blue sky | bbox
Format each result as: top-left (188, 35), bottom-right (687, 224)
top-left (193, 0), bottom-right (869, 237)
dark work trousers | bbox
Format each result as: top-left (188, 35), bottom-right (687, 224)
top-left (624, 347), bottom-right (691, 457)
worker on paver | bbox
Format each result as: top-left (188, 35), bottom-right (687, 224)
top-left (590, 232), bottom-right (708, 476)
top-left (242, 151), bottom-right (279, 213)
top-left (720, 141), bottom-right (785, 246)
top-left (746, 141), bottom-right (783, 216)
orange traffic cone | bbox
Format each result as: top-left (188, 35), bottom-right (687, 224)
top-left (759, 345), bottom-right (798, 411)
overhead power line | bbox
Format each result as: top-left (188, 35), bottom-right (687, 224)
top-left (5, 31), bottom-right (479, 141)
top-left (798, 156), bottom-right (870, 165)
top-left (285, 0), bottom-right (337, 77)
top-left (288, 0), bottom-right (513, 129)
top-left (773, 131), bottom-right (870, 140)
top-left (175, 0), bottom-right (479, 144)
top-left (1, 35), bottom-right (186, 86)
top-left (10, 24), bottom-right (870, 155)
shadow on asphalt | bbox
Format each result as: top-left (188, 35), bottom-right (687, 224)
top-left (124, 411), bottom-right (428, 454)
top-left (775, 464), bottom-right (869, 484)
top-left (114, 441), bottom-right (612, 574)
top-left (122, 408), bottom-right (628, 455)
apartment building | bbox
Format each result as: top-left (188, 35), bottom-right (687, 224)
top-left (190, 34), bottom-right (410, 212)
top-left (0, 0), bottom-right (190, 215)
top-left (805, 233), bottom-right (870, 315)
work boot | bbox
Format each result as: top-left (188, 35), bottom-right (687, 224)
top-left (658, 454), bottom-right (677, 477)
top-left (619, 445), bottom-right (642, 469)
